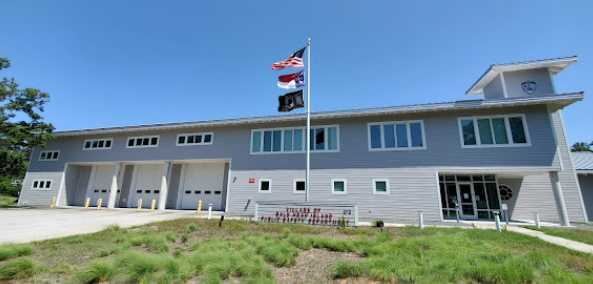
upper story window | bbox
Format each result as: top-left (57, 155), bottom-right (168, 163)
top-left (39, 150), bottom-right (59, 161)
top-left (250, 125), bottom-right (339, 154)
top-left (177, 133), bottom-right (213, 146)
top-left (127, 136), bottom-right (159, 148)
top-left (31, 179), bottom-right (52, 190)
top-left (83, 138), bottom-right (113, 150)
top-left (368, 120), bottom-right (426, 151)
top-left (458, 114), bottom-right (530, 148)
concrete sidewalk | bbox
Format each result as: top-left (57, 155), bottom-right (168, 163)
top-left (0, 208), bottom-right (198, 244)
top-left (507, 226), bottom-right (593, 254)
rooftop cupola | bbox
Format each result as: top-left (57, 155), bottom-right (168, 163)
top-left (466, 56), bottom-right (577, 100)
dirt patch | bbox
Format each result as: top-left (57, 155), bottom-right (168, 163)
top-left (273, 249), bottom-right (365, 284)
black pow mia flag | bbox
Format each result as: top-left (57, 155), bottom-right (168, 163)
top-left (278, 90), bottom-right (304, 112)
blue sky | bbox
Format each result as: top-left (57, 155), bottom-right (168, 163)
top-left (1, 1), bottom-right (592, 144)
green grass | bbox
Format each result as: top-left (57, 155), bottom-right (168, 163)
top-left (525, 225), bottom-right (593, 246)
top-left (0, 194), bottom-right (17, 208)
top-left (2, 219), bottom-right (593, 283)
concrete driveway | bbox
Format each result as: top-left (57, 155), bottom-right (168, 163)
top-left (0, 208), bottom-right (196, 244)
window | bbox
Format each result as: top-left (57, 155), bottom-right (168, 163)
top-left (126, 136), bottom-right (159, 148)
top-left (39, 150), bottom-right (59, 161)
top-left (368, 121), bottom-right (426, 151)
top-left (31, 179), bottom-right (52, 190)
top-left (251, 126), bottom-right (338, 154)
top-left (83, 138), bottom-right (113, 150)
top-left (259, 179), bottom-right (271, 192)
top-left (177, 132), bottom-right (214, 146)
top-left (294, 179), bottom-right (306, 193)
top-left (459, 114), bottom-right (530, 147)
top-left (331, 179), bottom-right (347, 194)
top-left (373, 179), bottom-right (390, 194)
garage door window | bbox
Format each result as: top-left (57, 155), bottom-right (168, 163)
top-left (294, 179), bottom-right (306, 193)
top-left (259, 179), bottom-right (271, 192)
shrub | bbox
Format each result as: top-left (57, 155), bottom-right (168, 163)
top-left (72, 261), bottom-right (114, 284)
top-left (332, 261), bottom-right (362, 279)
top-left (185, 223), bottom-right (199, 233)
top-left (116, 251), bottom-right (184, 283)
top-left (0, 258), bottom-right (34, 280)
top-left (0, 244), bottom-right (32, 261)
top-left (128, 235), bottom-right (169, 253)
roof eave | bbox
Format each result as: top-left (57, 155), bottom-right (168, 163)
top-left (53, 92), bottom-right (584, 137)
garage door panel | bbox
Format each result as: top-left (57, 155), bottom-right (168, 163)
top-left (128, 165), bottom-right (163, 208)
top-left (178, 163), bottom-right (226, 210)
top-left (86, 165), bottom-right (114, 207)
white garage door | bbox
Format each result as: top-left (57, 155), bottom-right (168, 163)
top-left (177, 163), bottom-right (226, 210)
top-left (127, 164), bottom-right (162, 208)
top-left (85, 165), bottom-right (115, 207)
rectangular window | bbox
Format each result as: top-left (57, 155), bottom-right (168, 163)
top-left (251, 126), bottom-right (339, 154)
top-left (39, 150), bottom-right (60, 161)
top-left (331, 179), bottom-right (347, 194)
top-left (459, 114), bottom-right (529, 147)
top-left (368, 121), bottom-right (425, 151)
top-left (127, 136), bottom-right (159, 148)
top-left (31, 179), bottom-right (52, 190)
top-left (259, 179), bottom-right (271, 192)
top-left (176, 132), bottom-right (214, 146)
top-left (373, 179), bottom-right (390, 194)
top-left (83, 138), bottom-right (114, 150)
top-left (294, 180), bottom-right (306, 193)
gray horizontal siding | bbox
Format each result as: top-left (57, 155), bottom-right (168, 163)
top-left (18, 171), bottom-right (64, 207)
top-left (29, 105), bottom-right (559, 173)
top-left (578, 175), bottom-right (593, 221)
top-left (227, 168), bottom-right (441, 224)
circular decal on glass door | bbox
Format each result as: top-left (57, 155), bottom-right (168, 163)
top-left (499, 184), bottom-right (513, 201)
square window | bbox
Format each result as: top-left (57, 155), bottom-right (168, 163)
top-left (33, 181), bottom-right (38, 188)
top-left (85, 141), bottom-right (91, 149)
top-left (98, 140), bottom-right (104, 148)
top-left (195, 135), bottom-right (202, 143)
top-left (294, 180), bottom-right (306, 192)
top-left (128, 139), bottom-right (135, 147)
top-left (259, 179), bottom-right (271, 192)
top-left (135, 138), bottom-right (142, 146)
top-left (141, 138), bottom-right (149, 146)
top-left (150, 137), bottom-right (158, 145)
top-left (374, 180), bottom-right (389, 194)
top-left (204, 134), bottom-right (212, 143)
top-left (178, 136), bottom-right (186, 144)
top-left (332, 179), bottom-right (346, 194)
top-left (105, 140), bottom-right (112, 148)
top-left (52, 152), bottom-right (59, 159)
top-left (46, 181), bottom-right (51, 188)
top-left (187, 135), bottom-right (195, 144)
top-left (39, 181), bottom-right (45, 188)
top-left (40, 152), bottom-right (47, 159)
top-left (92, 141), bottom-right (99, 148)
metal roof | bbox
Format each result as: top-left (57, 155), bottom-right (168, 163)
top-left (54, 92), bottom-right (583, 137)
top-left (572, 152), bottom-right (593, 171)
top-left (466, 56), bottom-right (577, 95)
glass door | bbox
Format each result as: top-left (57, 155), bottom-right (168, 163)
top-left (457, 183), bottom-right (477, 219)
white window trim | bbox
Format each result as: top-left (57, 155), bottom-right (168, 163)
top-left (367, 120), bottom-right (427, 151)
top-left (82, 138), bottom-right (113, 150)
top-left (372, 178), bottom-right (390, 195)
top-left (331, 178), bottom-right (347, 195)
top-left (176, 132), bottom-right (214, 146)
top-left (39, 150), bottom-right (60, 161)
top-left (293, 179), bottom-right (306, 194)
top-left (458, 114), bottom-right (531, 149)
top-left (31, 179), bottom-right (53, 190)
top-left (258, 179), bottom-right (272, 193)
top-left (126, 135), bottom-right (160, 148)
top-left (250, 125), bottom-right (340, 155)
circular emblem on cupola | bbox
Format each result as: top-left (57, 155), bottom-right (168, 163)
top-left (498, 184), bottom-right (513, 201)
top-left (521, 80), bottom-right (537, 94)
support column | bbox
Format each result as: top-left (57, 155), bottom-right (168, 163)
top-left (550, 171), bottom-right (570, 226)
top-left (158, 161), bottom-right (172, 211)
top-left (107, 163), bottom-right (122, 209)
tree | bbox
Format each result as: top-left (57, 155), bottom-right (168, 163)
top-left (571, 142), bottom-right (593, 152)
top-left (1, 57), bottom-right (54, 196)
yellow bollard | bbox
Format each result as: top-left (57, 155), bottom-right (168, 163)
top-left (50, 196), bottom-right (57, 208)
top-left (97, 198), bottom-right (103, 209)
top-left (150, 199), bottom-right (157, 211)
top-left (137, 198), bottom-right (143, 210)
top-left (197, 199), bottom-right (203, 216)
top-left (84, 198), bottom-right (90, 208)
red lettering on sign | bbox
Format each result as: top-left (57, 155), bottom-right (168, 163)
top-left (248, 178), bottom-right (255, 184)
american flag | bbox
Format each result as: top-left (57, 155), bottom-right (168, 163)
top-left (272, 47), bottom-right (306, 70)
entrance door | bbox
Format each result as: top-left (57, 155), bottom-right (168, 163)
top-left (457, 183), bottom-right (477, 219)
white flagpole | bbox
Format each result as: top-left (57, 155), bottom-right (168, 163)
top-left (305, 37), bottom-right (311, 202)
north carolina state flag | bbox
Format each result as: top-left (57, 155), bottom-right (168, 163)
top-left (277, 71), bottom-right (304, 89)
